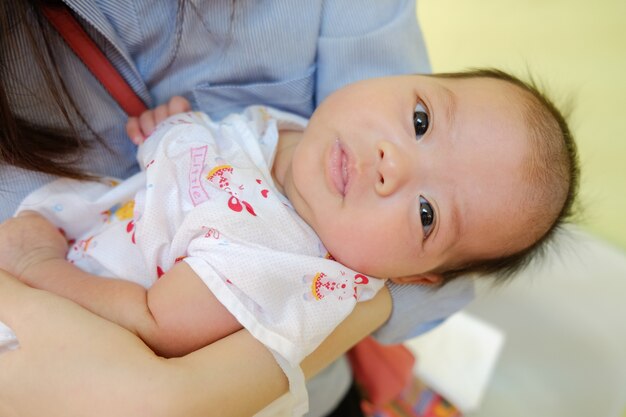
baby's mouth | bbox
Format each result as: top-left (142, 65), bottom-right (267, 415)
top-left (330, 139), bottom-right (350, 196)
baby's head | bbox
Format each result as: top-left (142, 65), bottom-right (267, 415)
top-left (425, 69), bottom-right (579, 283)
top-left (283, 68), bottom-right (578, 285)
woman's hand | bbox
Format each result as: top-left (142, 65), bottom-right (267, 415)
top-left (0, 211), bottom-right (68, 280)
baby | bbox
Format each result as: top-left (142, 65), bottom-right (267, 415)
top-left (0, 69), bottom-right (578, 415)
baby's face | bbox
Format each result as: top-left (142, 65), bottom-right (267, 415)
top-left (282, 75), bottom-right (535, 283)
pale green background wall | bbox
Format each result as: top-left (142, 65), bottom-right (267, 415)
top-left (419, 0), bottom-right (626, 251)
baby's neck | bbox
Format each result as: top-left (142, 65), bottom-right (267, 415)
top-left (272, 129), bottom-right (302, 194)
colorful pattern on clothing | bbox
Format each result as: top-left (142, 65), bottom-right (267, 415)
top-left (5, 107), bottom-right (385, 416)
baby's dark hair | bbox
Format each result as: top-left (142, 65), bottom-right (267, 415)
top-left (430, 68), bottom-right (579, 285)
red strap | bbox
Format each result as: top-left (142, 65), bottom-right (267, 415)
top-left (42, 6), bottom-right (147, 117)
top-left (347, 337), bottom-right (416, 406)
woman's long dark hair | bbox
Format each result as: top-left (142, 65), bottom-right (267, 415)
top-left (1, 0), bottom-right (228, 179)
top-left (0, 0), bottom-right (98, 178)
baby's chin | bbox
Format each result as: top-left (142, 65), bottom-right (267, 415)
top-left (325, 250), bottom-right (387, 279)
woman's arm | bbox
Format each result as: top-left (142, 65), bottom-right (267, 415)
top-left (22, 255), bottom-right (242, 358)
top-left (165, 284), bottom-right (391, 417)
top-left (2, 211), bottom-right (240, 358)
top-left (0, 270), bottom-right (391, 417)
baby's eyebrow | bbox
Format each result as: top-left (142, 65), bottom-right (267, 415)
top-left (449, 194), bottom-right (463, 245)
top-left (432, 194), bottom-right (462, 262)
top-left (439, 86), bottom-right (457, 134)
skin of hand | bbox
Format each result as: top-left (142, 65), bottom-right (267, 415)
top-left (126, 96), bottom-right (191, 144)
top-left (0, 211), bottom-right (68, 279)
top-left (0, 269), bottom-right (391, 417)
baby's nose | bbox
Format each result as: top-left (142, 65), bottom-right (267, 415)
top-left (374, 140), bottom-right (409, 196)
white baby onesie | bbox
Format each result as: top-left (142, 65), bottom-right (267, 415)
top-left (1, 108), bottom-right (385, 416)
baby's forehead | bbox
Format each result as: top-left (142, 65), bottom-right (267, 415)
top-left (419, 71), bottom-right (573, 280)
top-left (435, 75), bottom-right (535, 119)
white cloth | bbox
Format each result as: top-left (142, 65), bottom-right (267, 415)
top-left (0, 108), bottom-right (384, 416)
top-left (405, 312), bottom-right (505, 412)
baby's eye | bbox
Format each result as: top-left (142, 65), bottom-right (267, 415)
top-left (413, 103), bottom-right (429, 139)
top-left (419, 195), bottom-right (435, 238)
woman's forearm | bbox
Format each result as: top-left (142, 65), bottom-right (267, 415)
top-left (0, 270), bottom-right (170, 417)
top-left (24, 259), bottom-right (247, 358)
top-left (22, 258), bottom-right (159, 340)
top-left (302, 284), bottom-right (392, 378)
top-left (0, 270), bottom-right (391, 417)
top-left (163, 286), bottom-right (392, 417)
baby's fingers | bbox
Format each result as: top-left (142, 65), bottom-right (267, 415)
top-left (168, 96), bottom-right (191, 115)
top-left (126, 116), bottom-right (144, 145)
top-left (153, 103), bottom-right (170, 126)
top-left (152, 97), bottom-right (190, 126)
top-left (126, 97), bottom-right (191, 146)
top-left (126, 110), bottom-right (159, 146)
top-left (138, 109), bottom-right (158, 138)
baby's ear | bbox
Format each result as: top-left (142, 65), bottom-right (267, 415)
top-left (389, 273), bottom-right (443, 286)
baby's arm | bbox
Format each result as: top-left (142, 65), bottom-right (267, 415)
top-left (0, 209), bottom-right (239, 359)
top-left (20, 251), bottom-right (241, 357)
top-left (2, 212), bottom-right (240, 357)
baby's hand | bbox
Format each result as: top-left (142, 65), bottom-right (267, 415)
top-left (126, 96), bottom-right (191, 145)
top-left (0, 211), bottom-right (68, 281)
